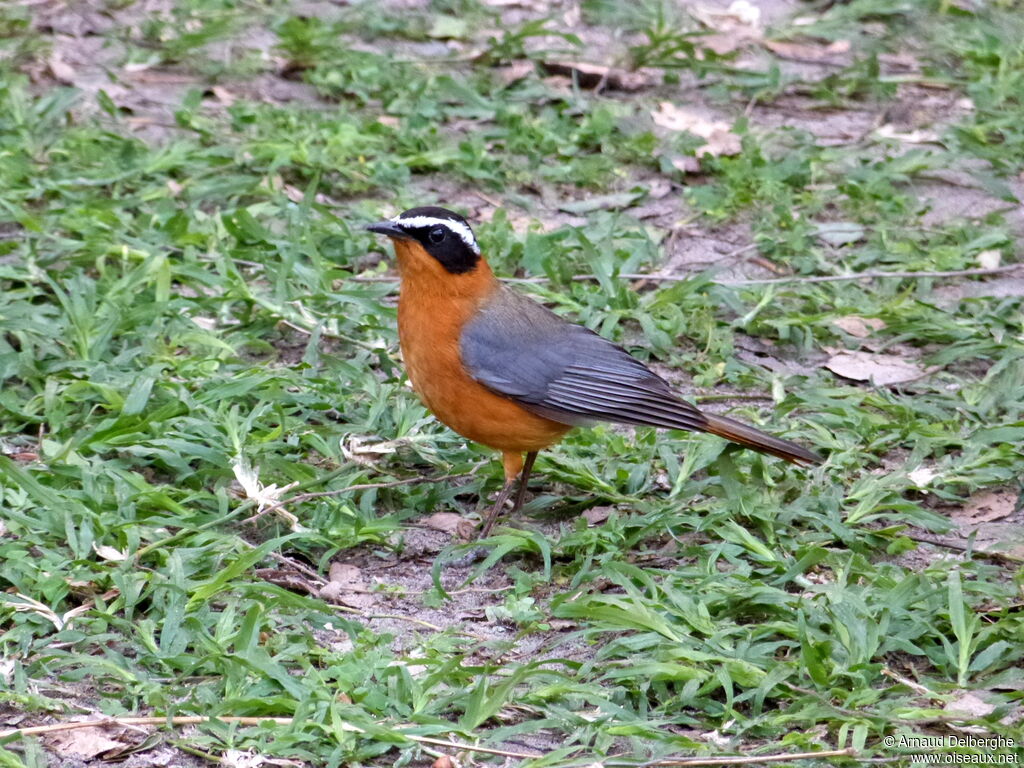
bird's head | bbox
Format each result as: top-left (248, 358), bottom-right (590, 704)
top-left (367, 206), bottom-right (481, 275)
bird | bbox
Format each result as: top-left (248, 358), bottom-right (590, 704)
top-left (367, 206), bottom-right (822, 536)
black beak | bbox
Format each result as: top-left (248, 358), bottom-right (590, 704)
top-left (366, 220), bottom-right (411, 239)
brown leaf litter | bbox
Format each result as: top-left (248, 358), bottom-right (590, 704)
top-left (318, 562), bottom-right (375, 609)
top-left (651, 102), bottom-right (742, 170)
top-left (540, 61), bottom-right (654, 91)
top-left (832, 316), bottom-right (887, 339)
top-left (824, 351), bottom-right (932, 385)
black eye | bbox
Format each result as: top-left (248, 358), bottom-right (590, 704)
top-left (428, 227), bottom-right (446, 244)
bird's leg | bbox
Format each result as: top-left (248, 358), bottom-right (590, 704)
top-left (478, 478), bottom-right (516, 539)
top-left (509, 450), bottom-right (538, 516)
top-left (478, 450), bottom-right (536, 538)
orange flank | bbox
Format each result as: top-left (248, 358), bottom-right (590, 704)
top-left (393, 239), bottom-right (571, 469)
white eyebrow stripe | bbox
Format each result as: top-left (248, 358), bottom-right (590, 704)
top-left (391, 215), bottom-right (480, 254)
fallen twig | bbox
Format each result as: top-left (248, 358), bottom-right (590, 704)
top-left (904, 531), bottom-right (1024, 563)
top-left (716, 263), bottom-right (1024, 285)
top-left (630, 748), bottom-right (857, 766)
top-left (1, 716), bottom-right (298, 739)
top-left (694, 393), bottom-right (774, 402)
top-left (266, 550), bottom-right (322, 581)
top-left (881, 667), bottom-right (936, 700)
top-left (4, 716), bottom-right (855, 763)
top-left (349, 263), bottom-right (1023, 287)
top-left (0, 716), bottom-right (544, 759)
top-left (407, 736), bottom-right (541, 759)
top-left (361, 612), bottom-right (447, 632)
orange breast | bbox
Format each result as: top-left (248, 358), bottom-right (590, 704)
top-left (393, 241), bottom-right (570, 454)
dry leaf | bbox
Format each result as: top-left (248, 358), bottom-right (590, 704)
top-left (933, 275), bottom-right (1024, 304)
top-left (944, 691), bottom-right (997, 719)
top-left (560, 191), bottom-right (644, 214)
top-left (498, 60), bottom-right (534, 86)
top-left (700, 34), bottom-right (746, 56)
top-left (46, 726), bottom-right (127, 759)
top-left (10, 593), bottom-right (67, 630)
top-left (547, 618), bottom-right (576, 630)
top-left (833, 316), bottom-right (886, 338)
top-left (93, 543), bottom-right (127, 562)
top-left (427, 16), bottom-right (468, 40)
top-left (875, 124), bottom-right (941, 143)
top-left (689, 0), bottom-right (763, 54)
top-left (972, 523), bottom-right (1024, 561)
top-left (814, 221), bottom-right (865, 246)
top-left (699, 729), bottom-right (731, 748)
top-left (954, 490), bottom-right (1017, 526)
top-left (211, 86), bottom-right (236, 105)
top-left (540, 61), bottom-right (651, 92)
top-left (48, 52), bottom-right (76, 84)
top-left (482, 0), bottom-right (546, 8)
top-left (651, 103), bottom-right (741, 157)
top-left (985, 668), bottom-right (1024, 692)
top-left (283, 184), bottom-right (306, 204)
top-left (223, 749), bottom-right (265, 768)
top-left (541, 75), bottom-right (573, 94)
top-left (191, 315), bottom-right (217, 330)
top-left (582, 506), bottom-right (613, 526)
top-left (432, 757), bottom-right (456, 768)
top-left (319, 562), bottom-right (374, 608)
top-left (977, 249), bottom-right (1001, 269)
top-left (346, 437), bottom-right (404, 455)
top-left (671, 155), bottom-right (703, 174)
top-left (327, 563), bottom-right (365, 591)
top-left (908, 467), bottom-right (939, 488)
top-left (825, 351), bottom-right (928, 385)
top-left (692, 0), bottom-right (761, 31)
top-left (763, 39), bottom-right (850, 61)
top-left (421, 512), bottom-right (471, 535)
top-left (725, 0), bottom-right (759, 26)
top-left (648, 178), bottom-right (672, 199)
top-left (124, 70), bottom-right (200, 85)
top-left (878, 51), bottom-right (920, 70)
top-left (0, 657), bottom-right (14, 685)
top-left (123, 59), bottom-right (157, 73)
top-left (319, 586), bottom-right (374, 608)
top-left (232, 455), bottom-right (292, 515)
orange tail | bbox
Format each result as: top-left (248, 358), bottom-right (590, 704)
top-left (701, 413), bottom-right (822, 466)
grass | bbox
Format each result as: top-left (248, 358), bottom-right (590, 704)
top-left (1, 0), bottom-right (1023, 765)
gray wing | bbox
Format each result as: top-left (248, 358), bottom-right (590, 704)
top-left (459, 286), bottom-right (710, 432)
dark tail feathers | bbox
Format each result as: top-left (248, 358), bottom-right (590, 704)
top-left (701, 412), bottom-right (822, 466)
